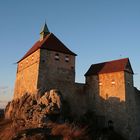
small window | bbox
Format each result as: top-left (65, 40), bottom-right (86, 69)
top-left (55, 53), bottom-right (59, 60)
top-left (111, 80), bottom-right (115, 85)
top-left (71, 66), bottom-right (74, 70)
top-left (127, 81), bottom-right (130, 85)
top-left (32, 56), bottom-right (34, 60)
top-left (65, 56), bottom-right (69, 62)
top-left (99, 82), bottom-right (102, 86)
top-left (42, 60), bottom-right (45, 63)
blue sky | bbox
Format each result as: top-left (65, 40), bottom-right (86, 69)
top-left (0, 0), bottom-right (140, 104)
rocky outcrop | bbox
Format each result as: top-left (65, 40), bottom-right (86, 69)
top-left (4, 89), bottom-right (126, 140)
top-left (5, 89), bottom-right (64, 128)
top-left (4, 89), bottom-right (89, 140)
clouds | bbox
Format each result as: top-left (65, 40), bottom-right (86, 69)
top-left (0, 86), bottom-right (13, 101)
top-left (0, 86), bottom-right (10, 93)
top-left (0, 86), bottom-right (13, 108)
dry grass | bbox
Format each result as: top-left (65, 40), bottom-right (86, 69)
top-left (0, 119), bottom-right (15, 140)
top-left (0, 119), bottom-right (26, 140)
top-left (48, 122), bottom-right (89, 140)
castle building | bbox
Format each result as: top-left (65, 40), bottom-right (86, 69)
top-left (14, 23), bottom-right (76, 99)
top-left (14, 23), bottom-right (140, 140)
top-left (85, 58), bottom-right (137, 140)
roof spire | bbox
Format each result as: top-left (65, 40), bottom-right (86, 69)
top-left (40, 22), bottom-right (50, 41)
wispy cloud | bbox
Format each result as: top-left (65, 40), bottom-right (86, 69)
top-left (0, 86), bottom-right (13, 102)
top-left (0, 86), bottom-right (13, 108)
top-left (0, 86), bottom-right (11, 94)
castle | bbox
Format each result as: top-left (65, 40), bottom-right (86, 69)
top-left (14, 23), bottom-right (140, 140)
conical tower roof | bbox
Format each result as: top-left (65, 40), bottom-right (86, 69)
top-left (40, 23), bottom-right (50, 34)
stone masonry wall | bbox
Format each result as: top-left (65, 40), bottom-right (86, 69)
top-left (86, 72), bottom-right (132, 139)
top-left (14, 50), bottom-right (40, 99)
top-left (37, 49), bottom-right (87, 115)
top-left (124, 72), bottom-right (137, 140)
top-left (37, 49), bottom-right (75, 90)
top-left (98, 72), bottom-right (129, 139)
top-left (134, 88), bottom-right (140, 139)
top-left (98, 72), bottom-right (126, 101)
top-left (85, 75), bottom-right (99, 112)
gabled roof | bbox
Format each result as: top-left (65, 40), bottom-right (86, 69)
top-left (85, 58), bottom-right (134, 76)
top-left (18, 33), bottom-right (76, 63)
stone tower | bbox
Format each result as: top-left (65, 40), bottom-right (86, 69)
top-left (85, 58), bottom-right (137, 140)
top-left (14, 23), bottom-right (76, 99)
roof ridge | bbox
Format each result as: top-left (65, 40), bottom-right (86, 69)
top-left (85, 58), bottom-right (132, 76)
top-left (17, 32), bottom-right (76, 63)
top-left (92, 58), bottom-right (128, 66)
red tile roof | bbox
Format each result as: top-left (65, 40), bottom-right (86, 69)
top-left (85, 58), bottom-right (133, 76)
top-left (18, 33), bottom-right (76, 63)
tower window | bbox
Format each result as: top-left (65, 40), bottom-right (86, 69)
top-left (42, 60), bottom-right (45, 63)
top-left (127, 81), bottom-right (130, 85)
top-left (99, 82), bottom-right (102, 86)
top-left (71, 66), bottom-right (74, 70)
top-left (55, 53), bottom-right (59, 60)
top-left (65, 56), bottom-right (69, 62)
top-left (111, 80), bottom-right (115, 85)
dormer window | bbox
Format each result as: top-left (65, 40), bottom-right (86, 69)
top-left (65, 56), bottom-right (69, 62)
top-left (55, 53), bottom-right (59, 60)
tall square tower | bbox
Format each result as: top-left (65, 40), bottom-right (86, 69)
top-left (14, 23), bottom-right (76, 99)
